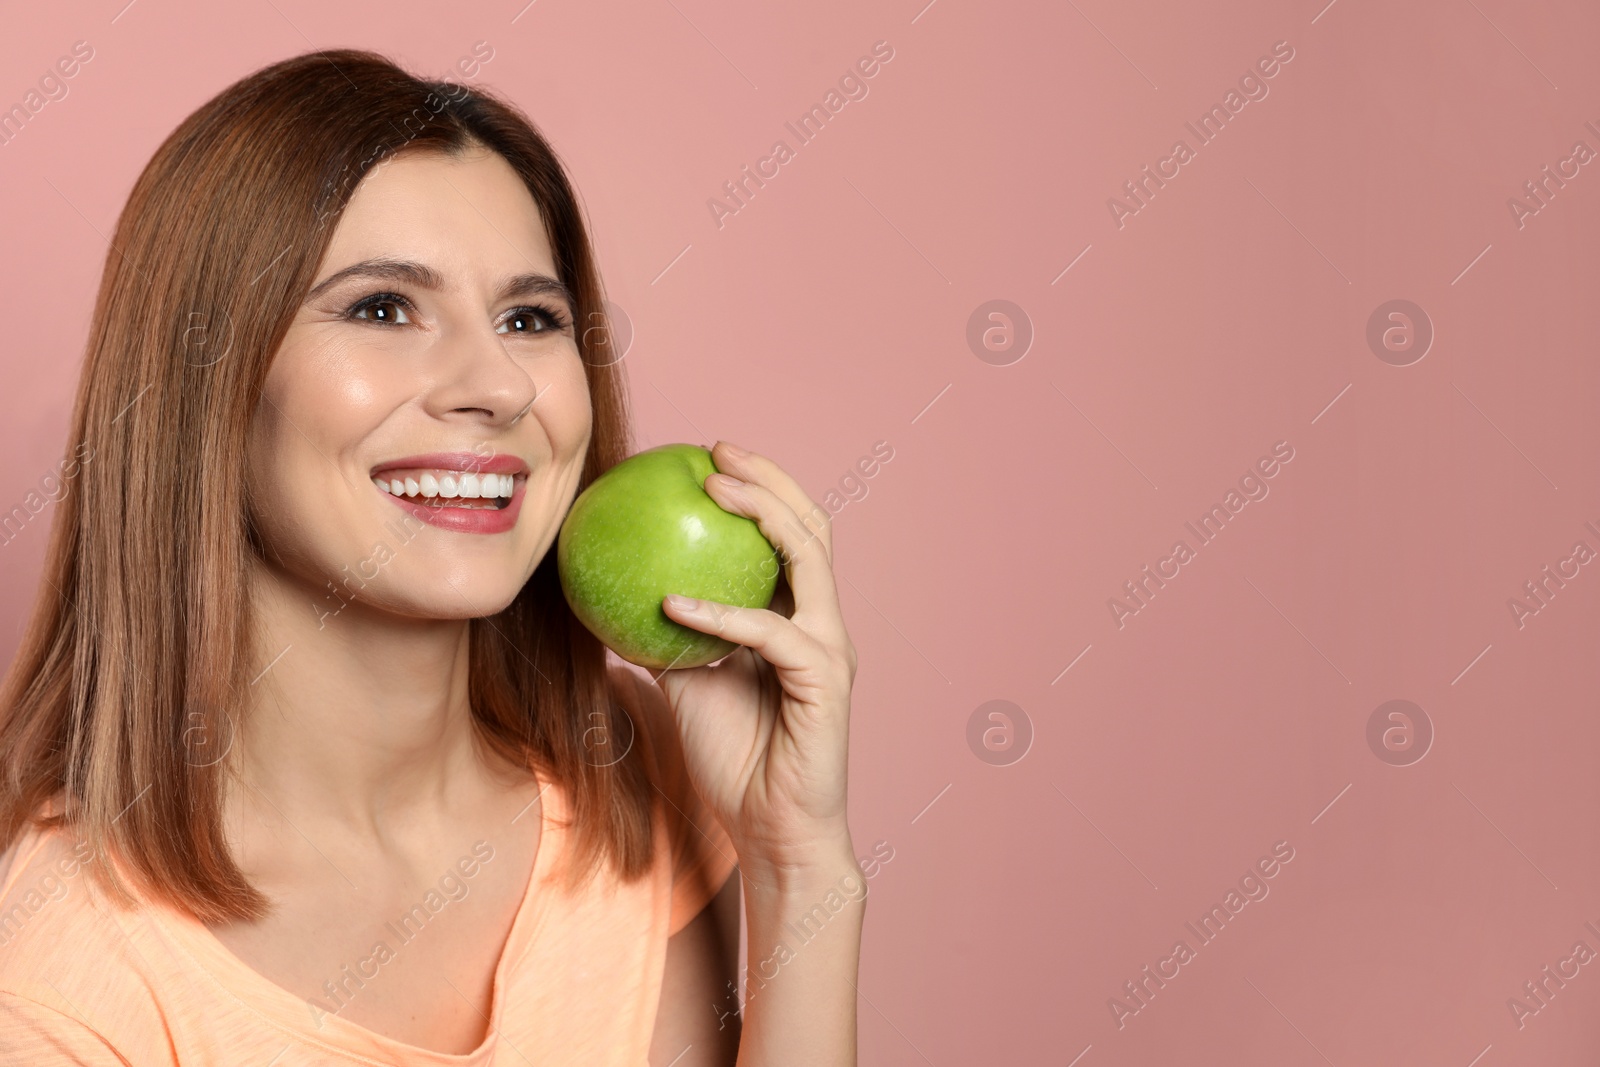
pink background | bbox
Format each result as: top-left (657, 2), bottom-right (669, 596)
top-left (4, 0), bottom-right (1599, 1062)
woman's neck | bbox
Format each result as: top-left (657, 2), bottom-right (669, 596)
top-left (228, 556), bottom-right (493, 843)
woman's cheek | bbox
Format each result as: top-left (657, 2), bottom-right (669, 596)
top-left (554, 352), bottom-right (594, 444)
top-left (304, 343), bottom-right (395, 423)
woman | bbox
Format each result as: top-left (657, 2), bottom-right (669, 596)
top-left (0, 49), bottom-right (861, 1065)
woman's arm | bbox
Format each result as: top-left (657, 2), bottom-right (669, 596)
top-left (650, 851), bottom-right (866, 1067)
top-left (654, 441), bottom-right (864, 1066)
top-left (735, 847), bottom-right (865, 1067)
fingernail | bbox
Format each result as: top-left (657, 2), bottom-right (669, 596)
top-left (718, 441), bottom-right (749, 458)
top-left (664, 594), bottom-right (699, 611)
top-left (711, 473), bottom-right (744, 489)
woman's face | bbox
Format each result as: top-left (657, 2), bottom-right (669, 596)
top-left (248, 145), bottom-right (592, 621)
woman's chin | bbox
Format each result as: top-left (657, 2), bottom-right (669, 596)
top-left (308, 564), bottom-right (532, 625)
top-left (403, 571), bottom-right (530, 618)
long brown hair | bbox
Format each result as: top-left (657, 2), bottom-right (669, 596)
top-left (0, 49), bottom-right (656, 922)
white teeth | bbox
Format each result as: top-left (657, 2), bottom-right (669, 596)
top-left (371, 470), bottom-right (517, 501)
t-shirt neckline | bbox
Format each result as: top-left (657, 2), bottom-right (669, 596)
top-left (138, 768), bottom-right (560, 1065)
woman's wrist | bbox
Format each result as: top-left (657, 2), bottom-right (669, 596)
top-left (734, 829), bottom-right (859, 897)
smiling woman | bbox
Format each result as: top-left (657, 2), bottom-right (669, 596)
top-left (0, 47), bottom-right (865, 1066)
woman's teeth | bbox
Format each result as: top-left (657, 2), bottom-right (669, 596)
top-left (372, 471), bottom-right (517, 509)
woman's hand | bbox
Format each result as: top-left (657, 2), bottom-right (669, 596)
top-left (656, 440), bottom-right (857, 890)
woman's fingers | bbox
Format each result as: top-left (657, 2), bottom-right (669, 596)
top-left (710, 442), bottom-right (834, 567)
top-left (661, 596), bottom-right (820, 675)
top-left (699, 464), bottom-right (841, 632)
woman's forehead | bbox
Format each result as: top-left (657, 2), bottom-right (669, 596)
top-left (325, 148), bottom-right (556, 279)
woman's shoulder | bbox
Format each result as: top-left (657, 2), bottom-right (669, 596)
top-left (0, 820), bottom-right (173, 1059)
top-left (0, 821), bottom-right (136, 978)
top-left (2, 819), bottom-right (104, 939)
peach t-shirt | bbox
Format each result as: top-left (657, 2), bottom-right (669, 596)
top-left (0, 670), bottom-right (738, 1065)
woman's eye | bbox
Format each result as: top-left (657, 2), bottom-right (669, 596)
top-left (497, 305), bottom-right (569, 335)
top-left (348, 296), bottom-right (411, 325)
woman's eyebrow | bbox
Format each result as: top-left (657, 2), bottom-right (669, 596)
top-left (495, 271), bottom-right (576, 311)
top-left (304, 257), bottom-right (575, 310)
top-left (305, 258), bottom-right (442, 301)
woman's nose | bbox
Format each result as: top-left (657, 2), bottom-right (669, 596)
top-left (423, 321), bottom-right (542, 426)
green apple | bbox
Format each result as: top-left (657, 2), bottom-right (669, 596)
top-left (557, 443), bottom-right (780, 669)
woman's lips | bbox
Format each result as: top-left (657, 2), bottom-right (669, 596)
top-left (370, 451), bottom-right (528, 477)
top-left (375, 471), bottom-right (526, 534)
top-left (368, 454), bottom-right (530, 534)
